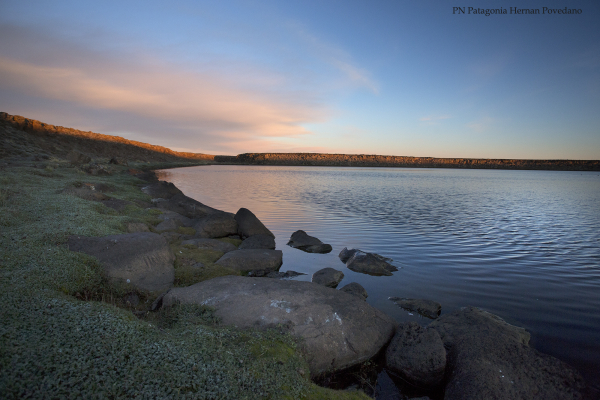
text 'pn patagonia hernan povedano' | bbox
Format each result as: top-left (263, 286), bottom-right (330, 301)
top-left (452, 7), bottom-right (583, 16)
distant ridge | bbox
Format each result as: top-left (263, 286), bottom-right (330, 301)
top-left (0, 112), bottom-right (214, 163)
top-left (215, 153), bottom-right (600, 171)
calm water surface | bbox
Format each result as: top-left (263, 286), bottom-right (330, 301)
top-left (157, 165), bottom-right (600, 391)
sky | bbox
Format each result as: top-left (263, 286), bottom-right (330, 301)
top-left (0, 0), bottom-right (599, 159)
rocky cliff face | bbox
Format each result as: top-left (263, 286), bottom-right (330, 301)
top-left (215, 153), bottom-right (600, 171)
top-left (0, 112), bottom-right (214, 163)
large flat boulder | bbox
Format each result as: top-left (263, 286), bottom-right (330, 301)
top-left (385, 322), bottom-right (446, 387)
top-left (234, 208), bottom-right (274, 238)
top-left (215, 249), bottom-right (282, 272)
top-left (193, 212), bottom-right (238, 238)
top-left (287, 230), bottom-right (332, 254)
top-left (68, 232), bottom-right (174, 292)
top-left (429, 307), bottom-right (586, 399)
top-left (161, 276), bottom-right (396, 376)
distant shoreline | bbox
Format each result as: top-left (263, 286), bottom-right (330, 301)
top-left (214, 153), bottom-right (600, 171)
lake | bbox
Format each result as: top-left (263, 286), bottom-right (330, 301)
top-left (157, 165), bottom-right (600, 392)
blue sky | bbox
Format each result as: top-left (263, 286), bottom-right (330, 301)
top-left (1, 0), bottom-right (599, 159)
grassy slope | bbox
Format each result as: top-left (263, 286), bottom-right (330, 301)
top-left (0, 160), bottom-right (369, 399)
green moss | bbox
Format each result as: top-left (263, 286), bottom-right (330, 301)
top-left (0, 161), bottom-right (366, 399)
top-left (177, 226), bottom-right (196, 235)
top-left (219, 237), bottom-right (242, 247)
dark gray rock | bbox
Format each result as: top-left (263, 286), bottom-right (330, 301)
top-left (157, 210), bottom-right (194, 227)
top-left (346, 251), bottom-right (398, 276)
top-left (161, 276), bottom-right (396, 376)
top-left (339, 247), bottom-right (393, 263)
top-left (312, 268), bottom-right (344, 288)
top-left (157, 193), bottom-right (222, 219)
top-left (287, 230), bottom-right (332, 254)
top-left (375, 369), bottom-right (402, 400)
top-left (193, 212), bottom-right (238, 238)
top-left (238, 234), bottom-right (276, 250)
top-left (215, 249), bottom-right (282, 272)
top-left (389, 298), bottom-right (441, 319)
top-left (234, 208), bottom-right (274, 238)
top-left (429, 306), bottom-right (586, 400)
top-left (160, 232), bottom-right (181, 243)
top-left (181, 238), bottom-right (237, 254)
top-left (68, 232), bottom-right (174, 292)
top-left (339, 282), bottom-right (368, 301)
top-left (154, 218), bottom-right (182, 233)
top-left (141, 181), bottom-right (183, 199)
top-left (385, 322), bottom-right (446, 387)
top-left (247, 270), bottom-right (306, 279)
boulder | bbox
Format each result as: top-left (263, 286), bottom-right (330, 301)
top-left (141, 181), bottom-right (183, 199)
top-left (193, 212), bottom-right (238, 238)
top-left (312, 268), bottom-right (344, 288)
top-left (339, 282), bottom-right (368, 301)
top-left (429, 307), bottom-right (586, 400)
top-left (157, 210), bottom-right (194, 227)
top-left (68, 232), bottom-right (174, 292)
top-left (238, 234), bottom-right (276, 250)
top-left (215, 249), bottom-right (282, 272)
top-left (287, 230), bottom-right (332, 253)
top-left (234, 208), bottom-right (274, 238)
top-left (247, 270), bottom-right (306, 279)
top-left (346, 251), bottom-right (398, 276)
top-left (389, 298), bottom-right (441, 319)
top-left (161, 276), bottom-right (396, 376)
top-left (156, 193), bottom-right (222, 219)
top-left (339, 247), bottom-right (393, 263)
top-left (385, 322), bottom-right (446, 387)
top-left (181, 238), bottom-right (237, 254)
top-left (154, 218), bottom-right (182, 233)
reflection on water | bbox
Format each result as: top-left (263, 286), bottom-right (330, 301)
top-left (157, 165), bottom-right (600, 390)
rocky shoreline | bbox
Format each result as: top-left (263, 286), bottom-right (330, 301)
top-left (215, 153), bottom-right (600, 171)
top-left (67, 168), bottom-right (589, 399)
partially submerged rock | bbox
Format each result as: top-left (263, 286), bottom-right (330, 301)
top-left (238, 234), bottom-right (276, 250)
top-left (345, 251), bottom-right (398, 276)
top-left (193, 212), bottom-right (238, 238)
top-left (312, 268), bottom-right (344, 288)
top-left (429, 306), bottom-right (586, 400)
top-left (181, 238), bottom-right (237, 254)
top-left (385, 322), bottom-right (446, 388)
top-left (389, 298), bottom-right (441, 319)
top-left (339, 247), bottom-right (393, 263)
top-left (215, 249), bottom-right (282, 272)
top-left (161, 276), bottom-right (396, 376)
top-left (68, 232), bottom-right (175, 292)
top-left (339, 282), bottom-right (368, 301)
top-left (287, 230), bottom-right (332, 254)
top-left (234, 208), bottom-right (274, 238)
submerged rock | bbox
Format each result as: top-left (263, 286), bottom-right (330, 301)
top-left (161, 276), bottom-right (396, 376)
top-left (389, 298), bottom-right (441, 319)
top-left (287, 230), bottom-right (332, 253)
top-left (215, 249), bottom-right (282, 272)
top-left (385, 322), bottom-right (446, 388)
top-left (339, 247), bottom-right (393, 263)
top-left (346, 251), bottom-right (398, 276)
top-left (339, 282), bottom-right (368, 301)
top-left (312, 268), bottom-right (344, 288)
top-left (429, 306), bottom-right (586, 400)
top-left (68, 232), bottom-right (174, 292)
